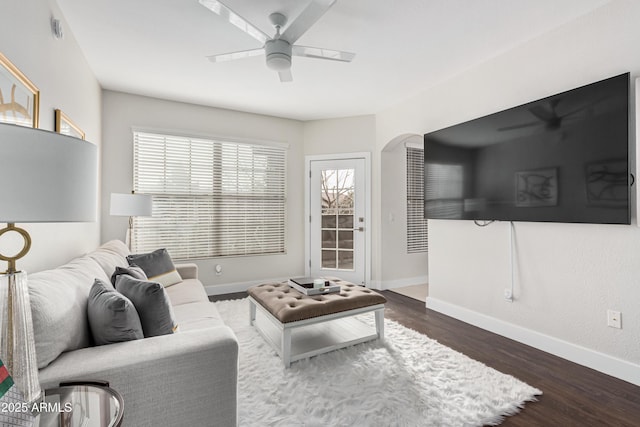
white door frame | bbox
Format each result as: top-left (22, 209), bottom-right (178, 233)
top-left (305, 152), bottom-right (372, 286)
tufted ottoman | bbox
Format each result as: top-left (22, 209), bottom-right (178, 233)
top-left (247, 280), bottom-right (386, 367)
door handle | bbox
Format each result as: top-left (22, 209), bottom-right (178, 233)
top-left (353, 227), bottom-right (365, 232)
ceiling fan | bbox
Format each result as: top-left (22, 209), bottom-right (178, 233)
top-left (199, 0), bottom-right (355, 82)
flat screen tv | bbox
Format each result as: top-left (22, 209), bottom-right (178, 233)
top-left (424, 73), bottom-right (630, 224)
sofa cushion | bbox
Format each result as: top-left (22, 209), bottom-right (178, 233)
top-left (115, 275), bottom-right (178, 337)
top-left (28, 256), bottom-right (109, 369)
top-left (88, 279), bottom-right (144, 345)
top-left (127, 248), bottom-right (182, 287)
top-left (110, 264), bottom-right (147, 286)
top-left (87, 240), bottom-right (130, 278)
top-left (172, 301), bottom-right (226, 332)
top-left (164, 278), bottom-right (209, 306)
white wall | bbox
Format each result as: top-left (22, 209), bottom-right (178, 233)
top-left (101, 91), bottom-right (305, 289)
top-left (376, 0), bottom-right (640, 385)
top-left (303, 115), bottom-right (375, 155)
top-left (0, 0), bottom-right (101, 272)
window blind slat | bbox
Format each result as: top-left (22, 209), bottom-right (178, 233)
top-left (407, 147), bottom-right (428, 253)
top-left (132, 131), bottom-right (287, 259)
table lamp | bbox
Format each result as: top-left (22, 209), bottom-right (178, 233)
top-left (0, 122), bottom-right (97, 404)
top-left (109, 193), bottom-right (152, 250)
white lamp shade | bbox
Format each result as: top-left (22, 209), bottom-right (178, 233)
top-left (0, 123), bottom-right (98, 223)
top-left (110, 193), bottom-right (153, 217)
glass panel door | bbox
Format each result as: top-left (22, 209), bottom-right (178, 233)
top-left (321, 168), bottom-right (355, 270)
top-left (310, 159), bottom-right (365, 284)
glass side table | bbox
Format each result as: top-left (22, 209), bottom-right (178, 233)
top-left (37, 381), bottom-right (124, 427)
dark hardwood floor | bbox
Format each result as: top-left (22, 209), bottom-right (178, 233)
top-left (210, 290), bottom-right (640, 426)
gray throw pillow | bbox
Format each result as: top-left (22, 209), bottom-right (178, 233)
top-left (87, 278), bottom-right (144, 346)
top-left (126, 248), bottom-right (182, 287)
top-left (115, 274), bottom-right (178, 337)
top-left (110, 264), bottom-right (147, 286)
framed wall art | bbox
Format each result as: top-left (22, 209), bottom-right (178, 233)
top-left (55, 109), bottom-right (85, 139)
top-left (0, 52), bottom-right (39, 128)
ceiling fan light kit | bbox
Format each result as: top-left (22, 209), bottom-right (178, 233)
top-left (265, 39), bottom-right (292, 71)
top-left (199, 0), bottom-right (354, 82)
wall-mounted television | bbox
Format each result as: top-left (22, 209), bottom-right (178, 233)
top-left (424, 73), bottom-right (630, 224)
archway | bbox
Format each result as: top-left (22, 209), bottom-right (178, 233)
top-left (380, 133), bottom-right (428, 301)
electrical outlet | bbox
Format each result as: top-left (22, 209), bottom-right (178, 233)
top-left (503, 288), bottom-right (513, 301)
top-left (607, 310), bottom-right (621, 329)
top-left (215, 264), bottom-right (222, 276)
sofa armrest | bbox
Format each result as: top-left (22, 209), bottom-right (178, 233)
top-left (39, 326), bottom-right (238, 427)
top-left (176, 262), bottom-right (198, 280)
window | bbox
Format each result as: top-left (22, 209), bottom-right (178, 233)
top-left (406, 146), bottom-right (428, 253)
top-left (132, 131), bottom-right (287, 259)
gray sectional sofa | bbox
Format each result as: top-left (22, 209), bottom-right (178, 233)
top-left (27, 240), bottom-right (238, 426)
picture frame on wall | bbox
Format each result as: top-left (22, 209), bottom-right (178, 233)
top-left (0, 52), bottom-right (39, 128)
top-left (55, 109), bottom-right (85, 140)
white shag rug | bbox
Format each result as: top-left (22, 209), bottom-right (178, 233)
top-left (214, 298), bottom-right (542, 427)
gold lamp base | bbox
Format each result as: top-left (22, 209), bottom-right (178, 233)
top-left (0, 223), bottom-right (32, 274)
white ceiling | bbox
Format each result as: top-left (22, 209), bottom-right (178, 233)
top-left (56, 0), bottom-right (611, 121)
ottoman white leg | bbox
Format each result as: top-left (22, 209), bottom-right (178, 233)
top-left (282, 328), bottom-right (292, 368)
top-left (249, 299), bottom-right (256, 325)
top-left (375, 308), bottom-right (384, 341)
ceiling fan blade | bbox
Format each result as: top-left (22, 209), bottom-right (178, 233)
top-left (278, 69), bottom-right (293, 82)
top-left (207, 48), bottom-right (264, 63)
top-left (199, 0), bottom-right (270, 45)
top-left (281, 0), bottom-right (336, 44)
top-left (292, 45), bottom-right (355, 62)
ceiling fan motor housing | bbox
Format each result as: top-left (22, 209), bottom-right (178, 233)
top-left (265, 39), bottom-right (292, 70)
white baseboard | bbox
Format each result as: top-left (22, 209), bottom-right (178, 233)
top-left (205, 277), bottom-right (288, 296)
top-left (426, 297), bottom-right (640, 387)
top-left (374, 275), bottom-right (428, 291)
top-left (367, 280), bottom-right (382, 290)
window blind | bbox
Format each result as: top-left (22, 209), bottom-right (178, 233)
top-left (406, 147), bottom-right (428, 253)
top-left (132, 131), bottom-right (286, 259)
